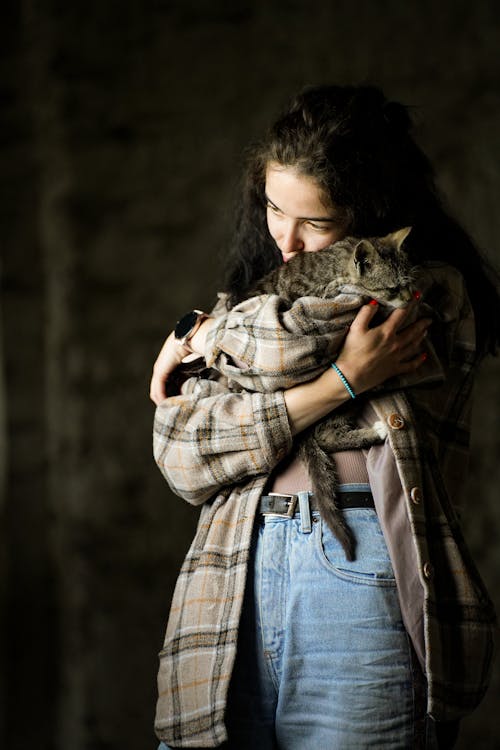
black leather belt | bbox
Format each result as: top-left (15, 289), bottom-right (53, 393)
top-left (259, 490), bottom-right (375, 517)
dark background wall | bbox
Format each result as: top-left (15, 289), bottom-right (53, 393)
top-left (1, 1), bottom-right (499, 748)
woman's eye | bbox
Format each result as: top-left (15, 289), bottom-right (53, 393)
top-left (309, 222), bottom-right (330, 232)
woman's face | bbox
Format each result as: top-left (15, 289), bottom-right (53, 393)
top-left (265, 162), bottom-right (348, 263)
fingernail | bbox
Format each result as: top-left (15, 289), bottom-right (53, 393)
top-left (413, 290), bottom-right (422, 301)
top-left (421, 352), bottom-right (427, 361)
top-left (369, 299), bottom-right (378, 306)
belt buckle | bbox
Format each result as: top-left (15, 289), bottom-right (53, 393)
top-left (266, 492), bottom-right (298, 518)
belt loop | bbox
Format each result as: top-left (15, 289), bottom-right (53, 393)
top-left (298, 491), bottom-right (312, 534)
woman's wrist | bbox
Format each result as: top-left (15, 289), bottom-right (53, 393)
top-left (332, 355), bottom-right (369, 396)
top-left (283, 366), bottom-right (352, 436)
top-left (330, 362), bottom-right (357, 400)
top-left (188, 317), bottom-right (215, 357)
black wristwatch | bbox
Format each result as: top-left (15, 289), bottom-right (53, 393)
top-left (174, 309), bottom-right (207, 350)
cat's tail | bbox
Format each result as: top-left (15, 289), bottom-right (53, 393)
top-left (298, 437), bottom-right (356, 561)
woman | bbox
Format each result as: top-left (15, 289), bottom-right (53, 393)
top-left (150, 85), bottom-right (498, 749)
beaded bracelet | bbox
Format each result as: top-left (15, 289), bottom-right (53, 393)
top-left (331, 362), bottom-right (356, 399)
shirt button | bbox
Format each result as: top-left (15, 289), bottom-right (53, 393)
top-left (387, 413), bottom-right (405, 430)
top-left (423, 562), bottom-right (434, 580)
top-left (410, 487), bottom-right (421, 504)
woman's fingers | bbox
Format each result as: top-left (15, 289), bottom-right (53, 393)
top-left (380, 303), bottom-right (414, 334)
top-left (396, 349), bottom-right (428, 373)
top-left (337, 297), bottom-right (433, 394)
top-left (352, 301), bottom-right (431, 352)
top-left (396, 316), bottom-right (432, 353)
top-left (352, 300), bottom-right (420, 335)
top-left (350, 301), bottom-right (382, 331)
top-left (149, 332), bottom-right (188, 405)
top-left (149, 366), bottom-right (166, 405)
top-left (366, 298), bottom-right (432, 352)
top-left (389, 310), bottom-right (432, 370)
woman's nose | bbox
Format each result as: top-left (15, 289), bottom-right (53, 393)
top-left (280, 223), bottom-right (305, 254)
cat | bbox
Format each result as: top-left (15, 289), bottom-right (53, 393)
top-left (251, 227), bottom-right (414, 308)
top-left (249, 226), bottom-right (415, 560)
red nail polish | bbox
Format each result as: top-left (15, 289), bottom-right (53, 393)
top-left (413, 290), bottom-right (422, 301)
top-left (369, 299), bottom-right (378, 306)
top-left (421, 352), bottom-right (427, 361)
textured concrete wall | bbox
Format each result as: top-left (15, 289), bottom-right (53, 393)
top-left (1, 1), bottom-right (499, 748)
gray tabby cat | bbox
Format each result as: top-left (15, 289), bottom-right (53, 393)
top-left (249, 226), bottom-right (415, 560)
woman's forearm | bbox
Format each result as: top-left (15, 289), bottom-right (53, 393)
top-left (189, 316), bottom-right (215, 355)
top-left (283, 366), bottom-right (351, 435)
top-left (151, 301), bottom-right (430, 412)
top-left (190, 315), bottom-right (352, 436)
top-left (283, 302), bottom-right (432, 436)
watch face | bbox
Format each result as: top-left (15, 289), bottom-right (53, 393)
top-left (175, 311), bottom-right (199, 339)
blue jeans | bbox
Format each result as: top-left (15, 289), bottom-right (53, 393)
top-left (160, 486), bottom-right (430, 749)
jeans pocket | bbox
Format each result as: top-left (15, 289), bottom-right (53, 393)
top-left (315, 511), bottom-right (397, 586)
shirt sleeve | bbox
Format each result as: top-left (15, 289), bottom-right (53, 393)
top-left (204, 264), bottom-right (471, 396)
top-left (153, 375), bottom-right (293, 505)
top-left (204, 292), bottom-right (366, 391)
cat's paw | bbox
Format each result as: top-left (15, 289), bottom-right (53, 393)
top-left (373, 420), bottom-right (388, 440)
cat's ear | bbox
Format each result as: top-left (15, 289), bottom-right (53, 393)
top-left (387, 226), bottom-right (412, 250)
top-left (353, 239), bottom-right (375, 273)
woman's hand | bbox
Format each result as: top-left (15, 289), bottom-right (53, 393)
top-left (335, 301), bottom-right (432, 395)
top-left (149, 317), bottom-right (215, 405)
top-left (283, 300), bottom-right (432, 435)
top-left (149, 332), bottom-right (191, 405)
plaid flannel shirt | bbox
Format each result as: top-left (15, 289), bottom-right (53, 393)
top-left (153, 262), bottom-right (497, 747)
